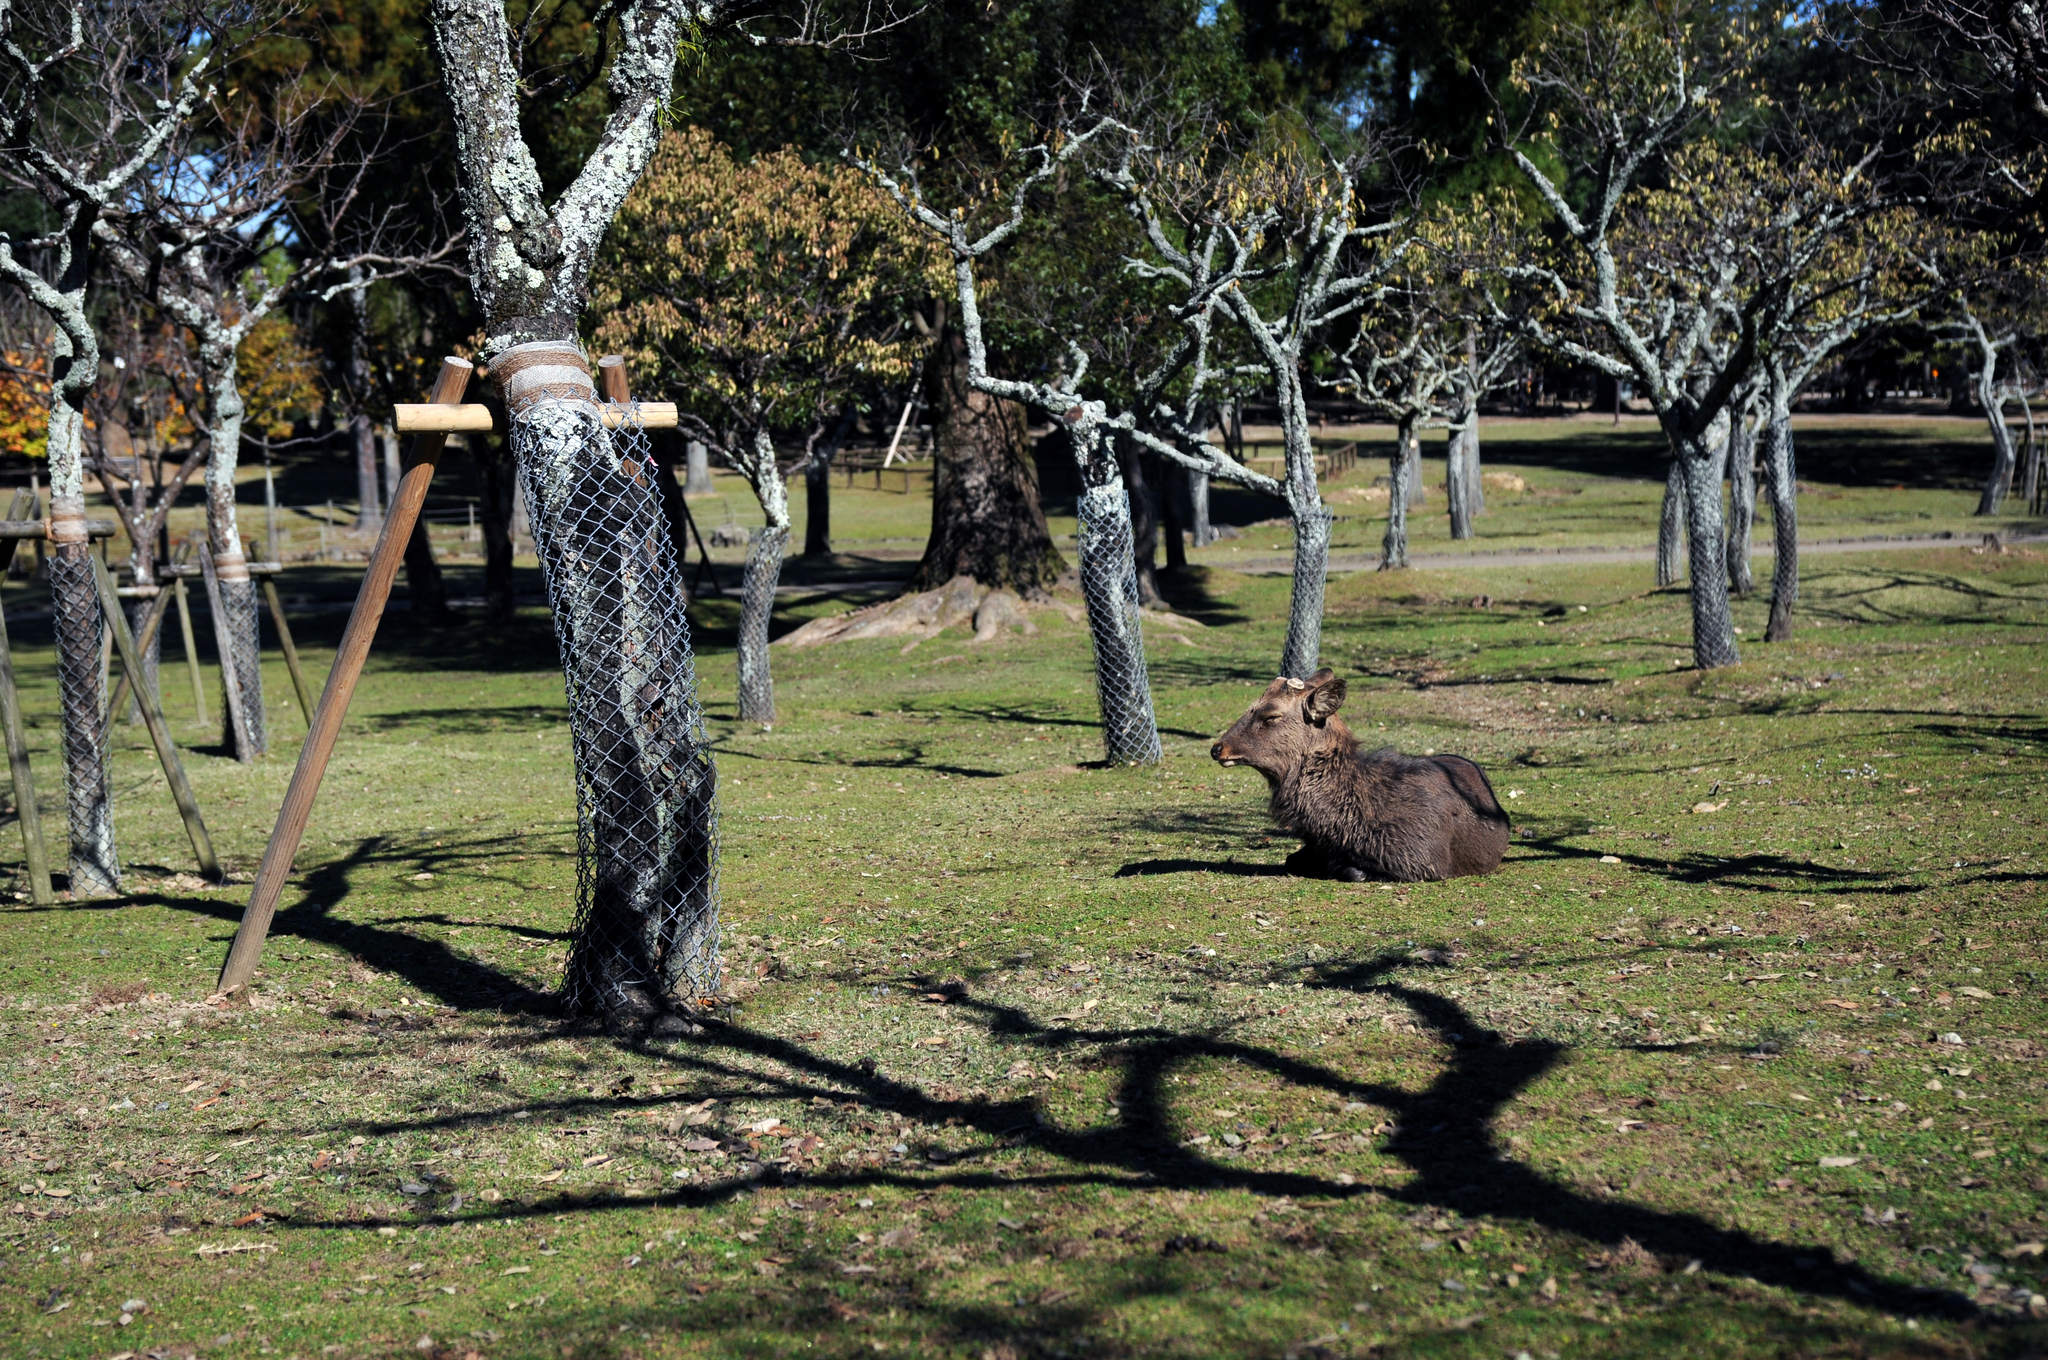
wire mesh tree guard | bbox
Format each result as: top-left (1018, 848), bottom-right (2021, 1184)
top-left (215, 354), bottom-right (716, 1035)
top-left (508, 349), bottom-right (720, 1023)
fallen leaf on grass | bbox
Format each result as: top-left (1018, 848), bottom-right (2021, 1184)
top-left (1034, 1287), bottom-right (1077, 1306)
top-left (1691, 801), bottom-right (1728, 814)
top-left (194, 1241), bottom-right (275, 1257)
top-left (581, 1154), bottom-right (611, 1168)
top-left (500, 1266), bottom-right (531, 1276)
top-left (1820, 999), bottom-right (1859, 1010)
top-left (193, 1095), bottom-right (224, 1111)
top-left (534, 1170), bottom-right (564, 1183)
top-left (231, 1211), bottom-right (265, 1227)
top-left (680, 1137), bottom-right (720, 1153)
top-left (310, 1151), bottom-right (333, 1171)
top-left (177, 1080), bottom-right (206, 1095)
top-left (1957, 987), bottom-right (1993, 999)
top-left (838, 1264), bottom-right (876, 1275)
top-left (2009, 1242), bottom-right (2045, 1257)
top-left (1819, 1156), bottom-right (1862, 1169)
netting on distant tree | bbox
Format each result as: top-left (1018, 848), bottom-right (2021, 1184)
top-left (510, 387), bottom-right (720, 1022)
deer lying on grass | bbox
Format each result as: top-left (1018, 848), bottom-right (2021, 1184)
top-left (1212, 669), bottom-right (1509, 881)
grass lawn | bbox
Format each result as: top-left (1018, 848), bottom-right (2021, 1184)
top-left (0, 428), bottom-right (2044, 1359)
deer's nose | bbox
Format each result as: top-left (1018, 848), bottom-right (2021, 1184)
top-left (1210, 742), bottom-right (1225, 762)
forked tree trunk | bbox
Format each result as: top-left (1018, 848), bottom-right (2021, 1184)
top-left (737, 430), bottom-right (790, 724)
top-left (430, 0), bottom-right (715, 1031)
top-left (1675, 432), bottom-right (1740, 668)
top-left (911, 324), bottom-right (1064, 594)
top-left (1657, 459), bottom-right (1686, 588)
top-left (1727, 410), bottom-right (1756, 596)
top-left (1762, 410), bottom-right (1799, 642)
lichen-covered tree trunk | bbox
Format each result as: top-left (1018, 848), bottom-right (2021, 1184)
top-left (1276, 370), bottom-right (1331, 681)
top-left (1977, 369), bottom-right (2017, 515)
top-left (202, 354), bottom-right (265, 759)
top-left (911, 325), bottom-right (1063, 594)
top-left (1381, 418), bottom-right (1413, 571)
top-left (737, 429), bottom-right (790, 725)
top-left (1676, 433), bottom-right (1740, 669)
top-left (429, 0), bottom-right (713, 1030)
top-left (44, 358), bottom-right (118, 892)
top-left (1762, 410), bottom-right (1799, 642)
top-left (1726, 411), bottom-right (1757, 596)
top-left (1657, 459), bottom-right (1686, 588)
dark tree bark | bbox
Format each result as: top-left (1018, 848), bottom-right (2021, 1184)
top-left (803, 409), bottom-right (854, 558)
top-left (403, 514), bottom-right (453, 623)
top-left (909, 323), bottom-right (1065, 595)
top-left (475, 429), bottom-right (518, 624)
top-left (1677, 434), bottom-right (1739, 667)
top-left (1161, 461), bottom-right (1187, 573)
top-left (1187, 467), bottom-right (1213, 546)
top-left (352, 415), bottom-right (383, 533)
top-left (1117, 433), bottom-right (1163, 606)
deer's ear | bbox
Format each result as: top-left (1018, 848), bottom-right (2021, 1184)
top-left (1303, 670), bottom-right (1346, 723)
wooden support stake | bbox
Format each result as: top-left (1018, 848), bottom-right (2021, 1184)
top-left (392, 400), bottom-right (676, 433)
top-left (174, 575), bottom-right (204, 720)
top-left (0, 489), bottom-right (51, 905)
top-left (598, 353), bottom-right (630, 403)
top-left (260, 576), bottom-right (314, 727)
top-left (92, 558), bottom-right (222, 883)
top-left (217, 357), bottom-right (473, 996)
top-left (198, 543), bottom-right (254, 763)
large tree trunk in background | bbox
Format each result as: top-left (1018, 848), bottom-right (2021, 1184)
top-left (1117, 434), bottom-right (1163, 606)
top-left (1657, 459), bottom-right (1686, 587)
top-left (911, 324), bottom-right (1064, 595)
top-left (476, 430), bottom-right (518, 624)
top-left (1401, 431), bottom-right (1423, 508)
top-left (1727, 410), bottom-right (1757, 596)
top-left (1675, 432), bottom-right (1740, 669)
top-left (1381, 416), bottom-right (1413, 570)
top-left (1762, 410), bottom-right (1799, 642)
top-left (1161, 461), bottom-right (1187, 573)
top-left (737, 431), bottom-right (790, 724)
top-left (649, 430), bottom-right (697, 597)
top-left (1976, 368), bottom-right (2017, 515)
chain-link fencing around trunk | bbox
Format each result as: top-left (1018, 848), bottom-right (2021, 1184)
top-left (216, 562), bottom-right (265, 758)
top-left (510, 386), bottom-right (720, 1025)
top-left (1075, 481), bottom-right (1161, 767)
top-left (50, 546), bottom-right (117, 893)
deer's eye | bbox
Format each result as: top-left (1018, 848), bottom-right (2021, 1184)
top-left (1260, 714), bottom-right (1280, 724)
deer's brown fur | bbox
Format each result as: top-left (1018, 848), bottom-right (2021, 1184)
top-left (1211, 669), bottom-right (1509, 882)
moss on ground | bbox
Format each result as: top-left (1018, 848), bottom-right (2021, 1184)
top-left (0, 458), bottom-right (2043, 1359)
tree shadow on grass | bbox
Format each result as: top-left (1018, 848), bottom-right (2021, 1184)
top-left (294, 948), bottom-right (1975, 1332)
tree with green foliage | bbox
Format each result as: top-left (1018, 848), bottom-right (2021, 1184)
top-left (593, 126), bottom-right (944, 724)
